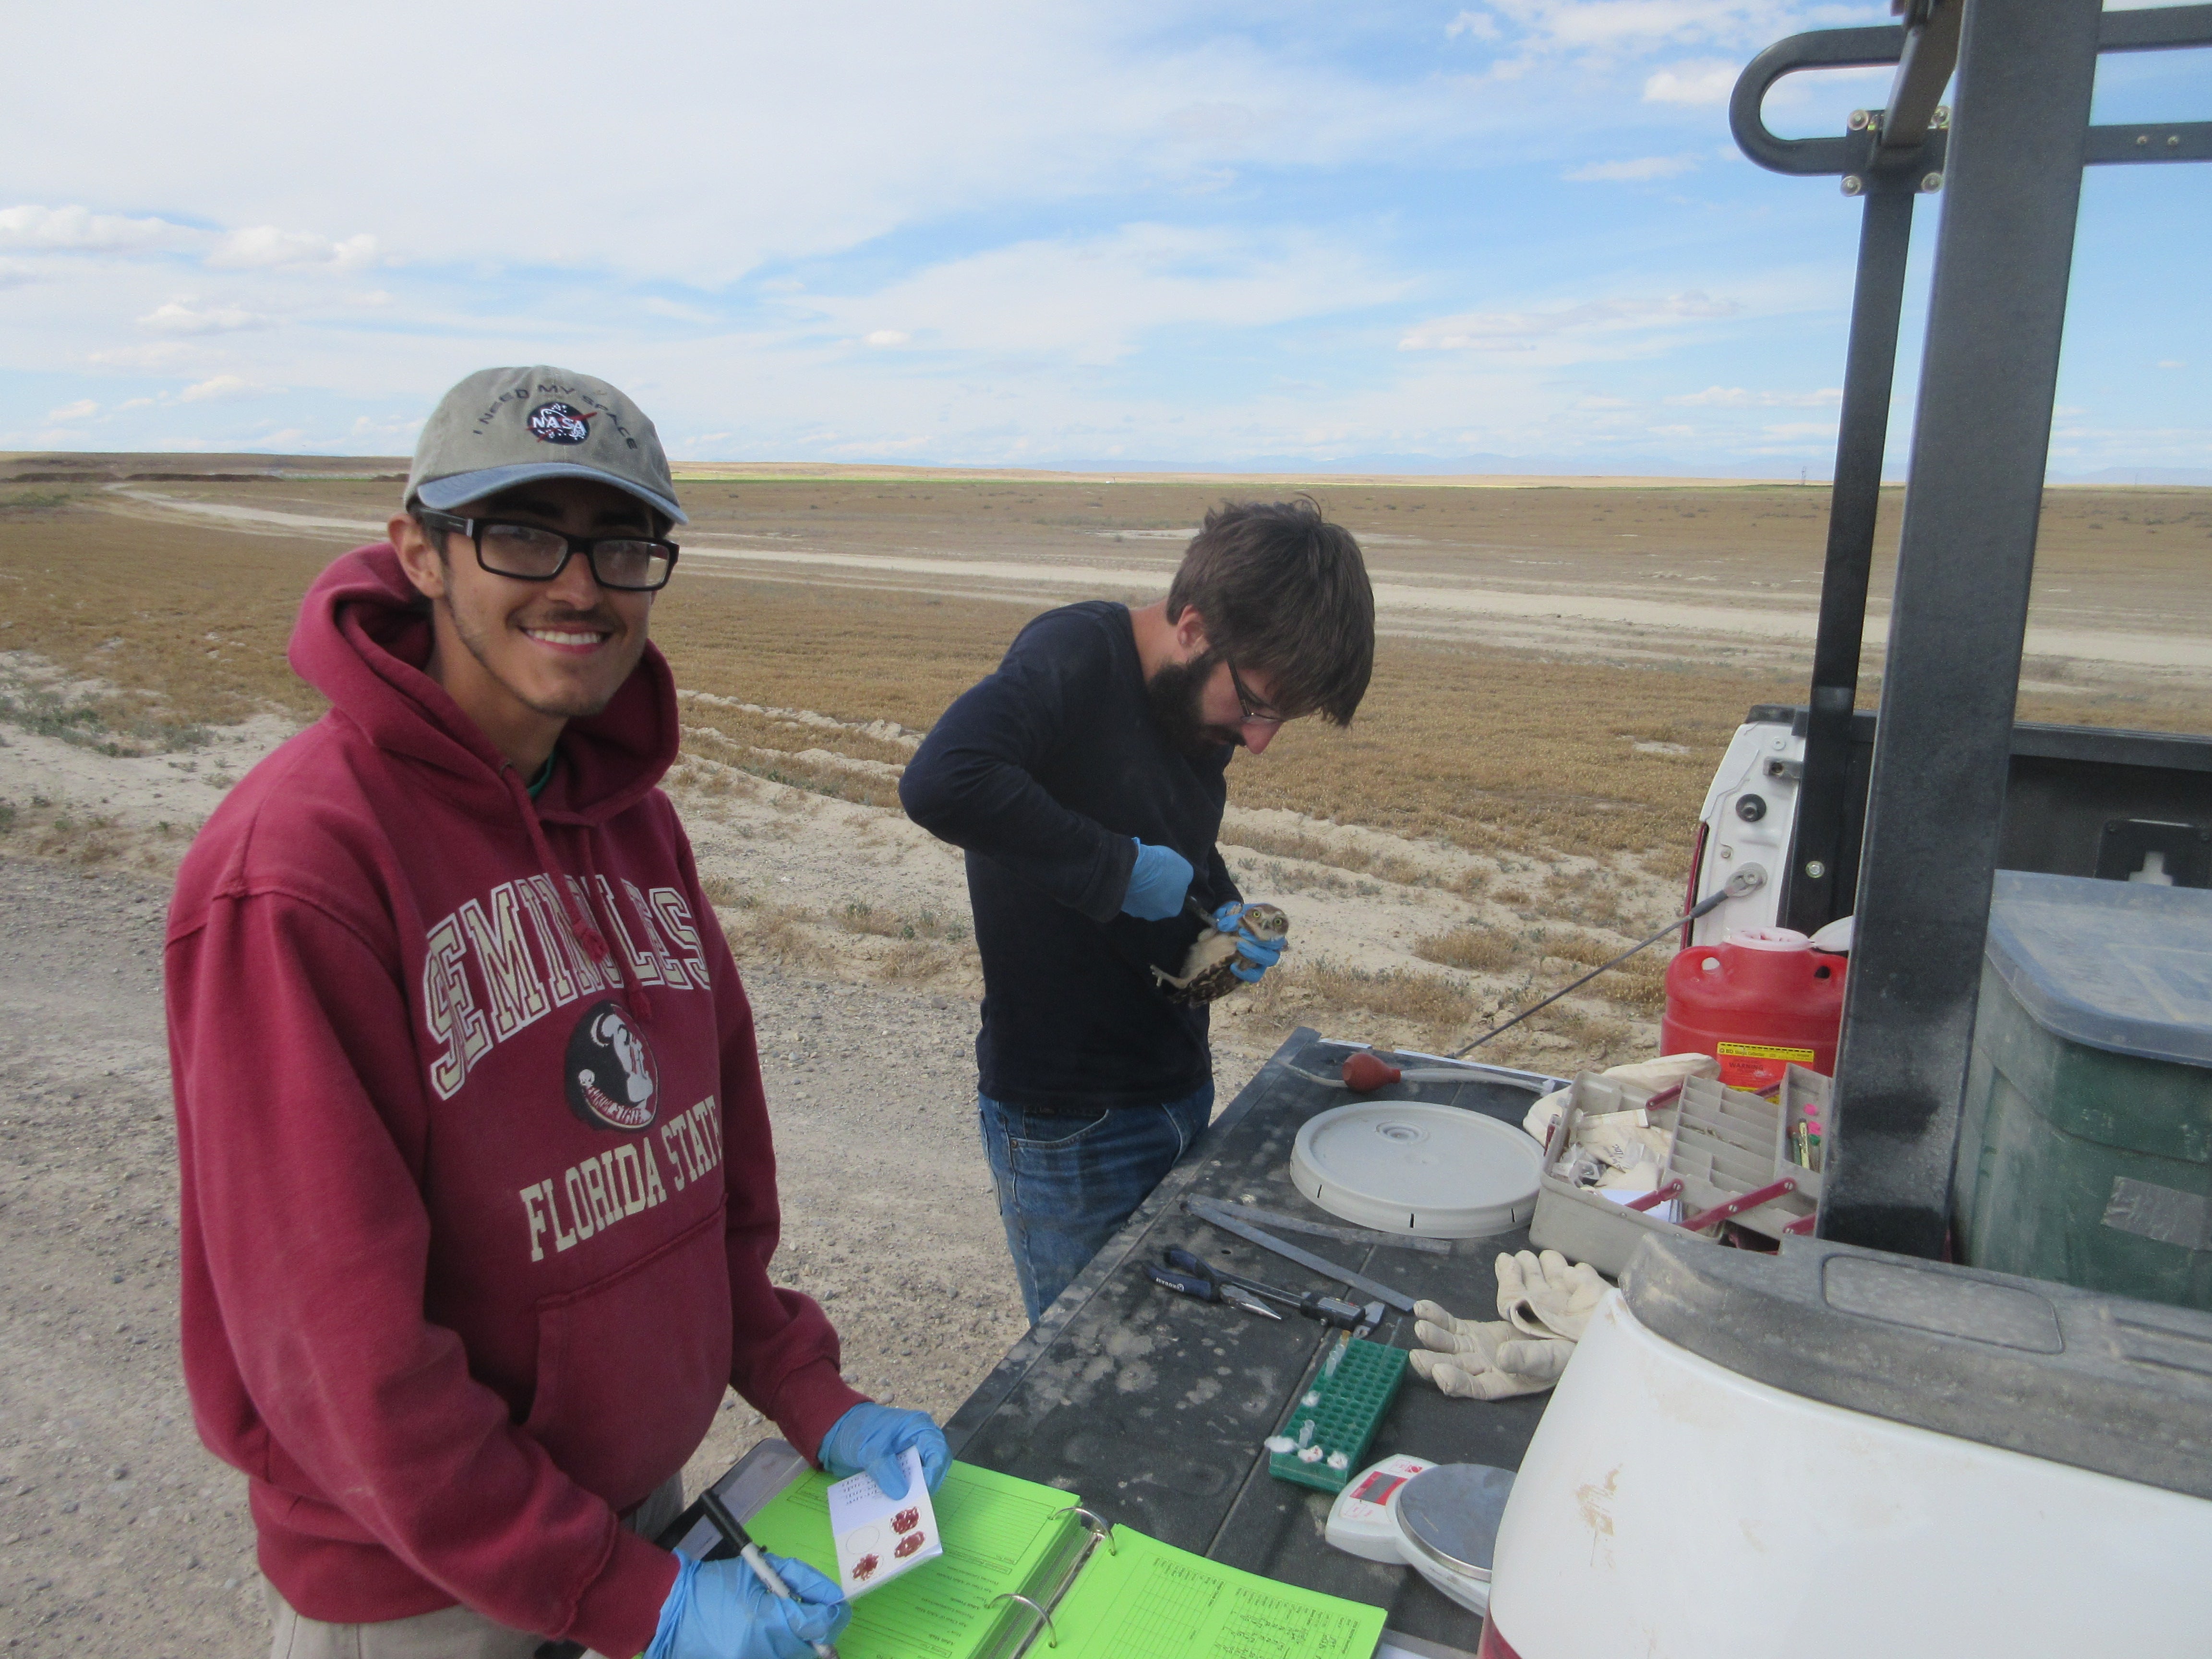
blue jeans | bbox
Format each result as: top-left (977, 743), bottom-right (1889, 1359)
top-left (978, 1085), bottom-right (1214, 1324)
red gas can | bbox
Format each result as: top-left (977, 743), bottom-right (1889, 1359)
top-left (1661, 927), bottom-right (1847, 1090)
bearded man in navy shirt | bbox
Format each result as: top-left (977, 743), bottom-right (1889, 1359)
top-left (900, 500), bottom-right (1375, 1322)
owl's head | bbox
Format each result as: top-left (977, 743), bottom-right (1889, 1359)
top-left (1237, 903), bottom-right (1290, 943)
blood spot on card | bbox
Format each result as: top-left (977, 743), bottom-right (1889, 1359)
top-left (892, 1507), bottom-right (920, 1533)
top-left (852, 1553), bottom-right (879, 1581)
top-left (895, 1531), bottom-right (927, 1559)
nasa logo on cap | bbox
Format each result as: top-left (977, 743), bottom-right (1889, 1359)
top-left (563, 998), bottom-right (661, 1131)
top-left (529, 401), bottom-right (598, 445)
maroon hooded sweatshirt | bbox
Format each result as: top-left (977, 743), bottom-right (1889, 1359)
top-left (165, 543), bottom-right (866, 1653)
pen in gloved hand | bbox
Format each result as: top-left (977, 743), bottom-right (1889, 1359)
top-left (698, 1489), bottom-right (842, 1659)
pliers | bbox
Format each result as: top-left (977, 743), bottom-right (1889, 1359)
top-left (1163, 1248), bottom-right (1383, 1332)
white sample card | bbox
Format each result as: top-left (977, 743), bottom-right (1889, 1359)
top-left (826, 1447), bottom-right (943, 1597)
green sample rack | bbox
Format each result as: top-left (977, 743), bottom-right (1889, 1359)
top-left (1267, 1337), bottom-right (1408, 1494)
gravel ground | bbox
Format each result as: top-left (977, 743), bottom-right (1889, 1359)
top-left (0, 853), bottom-right (1267, 1656)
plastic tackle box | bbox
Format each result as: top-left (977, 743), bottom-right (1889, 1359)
top-left (1529, 1073), bottom-right (1685, 1275)
top-left (1778, 1064), bottom-right (1829, 1199)
top-left (1529, 1073), bottom-right (1817, 1274)
top-left (1668, 1075), bottom-right (1816, 1239)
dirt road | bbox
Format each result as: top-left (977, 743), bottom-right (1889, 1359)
top-left (100, 483), bottom-right (2212, 674)
top-left (0, 854), bottom-right (1264, 1655)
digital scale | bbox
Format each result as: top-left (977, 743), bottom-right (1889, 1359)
top-left (1324, 1456), bottom-right (1515, 1616)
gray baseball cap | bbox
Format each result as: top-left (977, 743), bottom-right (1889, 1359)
top-left (405, 365), bottom-right (687, 525)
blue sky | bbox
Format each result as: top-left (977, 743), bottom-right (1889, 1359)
top-left (3, 0), bottom-right (2204, 476)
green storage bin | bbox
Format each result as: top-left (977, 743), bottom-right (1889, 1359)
top-left (1955, 870), bottom-right (2212, 1311)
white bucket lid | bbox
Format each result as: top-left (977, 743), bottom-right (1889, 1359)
top-left (1722, 926), bottom-right (1813, 952)
top-left (1290, 1103), bottom-right (1542, 1238)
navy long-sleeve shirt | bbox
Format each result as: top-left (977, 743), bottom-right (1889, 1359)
top-left (900, 601), bottom-right (1240, 1113)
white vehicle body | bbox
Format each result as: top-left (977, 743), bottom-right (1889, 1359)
top-left (1483, 1237), bottom-right (2212, 1659)
top-left (1687, 713), bottom-right (1799, 946)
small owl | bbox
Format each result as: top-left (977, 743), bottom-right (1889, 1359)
top-left (1151, 903), bottom-right (1289, 1006)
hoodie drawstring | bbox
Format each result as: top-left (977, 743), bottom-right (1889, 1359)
top-left (574, 823), bottom-right (653, 1023)
top-left (500, 766), bottom-right (653, 1023)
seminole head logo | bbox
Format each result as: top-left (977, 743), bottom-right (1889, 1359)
top-left (528, 401), bottom-right (599, 445)
top-left (563, 999), bottom-right (660, 1131)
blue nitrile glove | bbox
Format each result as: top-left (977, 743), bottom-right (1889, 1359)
top-left (1231, 933), bottom-right (1286, 984)
top-left (818, 1403), bottom-right (951, 1501)
top-left (647, 1550), bottom-right (850, 1659)
top-left (1210, 901), bottom-right (1284, 984)
top-left (1120, 840), bottom-right (1194, 921)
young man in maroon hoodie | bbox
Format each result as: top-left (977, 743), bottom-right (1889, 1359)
top-left (167, 366), bottom-right (948, 1659)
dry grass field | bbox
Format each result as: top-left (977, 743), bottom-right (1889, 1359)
top-left (3, 457), bottom-right (2208, 1070)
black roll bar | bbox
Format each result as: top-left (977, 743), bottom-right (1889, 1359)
top-left (1728, 1), bottom-right (2212, 1258)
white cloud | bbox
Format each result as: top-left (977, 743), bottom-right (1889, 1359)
top-left (1565, 154), bottom-right (1698, 181)
top-left (2157, 359), bottom-right (2185, 369)
top-left (640, 295), bottom-right (718, 324)
top-left (43, 398), bottom-right (100, 422)
top-left (0, 3), bottom-right (2175, 476)
top-left (347, 413), bottom-right (423, 446)
top-left (206, 226), bottom-right (379, 272)
top-left (0, 4), bottom-right (1514, 291)
top-left (0, 203), bottom-right (199, 253)
top-left (803, 224), bottom-right (1404, 365)
top-left (179, 374), bottom-right (261, 402)
top-left (139, 298), bottom-right (271, 333)
top-left (1643, 60), bottom-right (1739, 104)
top-left (0, 205), bottom-right (385, 288)
top-left (1666, 385), bottom-right (1841, 407)
top-left (89, 340), bottom-right (194, 368)
top-left (1762, 420), bottom-right (1836, 439)
top-left (1400, 290), bottom-right (1743, 352)
top-left (1465, 2), bottom-right (1799, 56)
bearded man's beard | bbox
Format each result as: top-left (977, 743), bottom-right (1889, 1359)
top-left (1146, 651), bottom-right (1239, 758)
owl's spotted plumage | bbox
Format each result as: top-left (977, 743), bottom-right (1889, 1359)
top-left (1151, 903), bottom-right (1289, 1006)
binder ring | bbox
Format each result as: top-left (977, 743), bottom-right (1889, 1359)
top-left (991, 1592), bottom-right (1059, 1648)
top-left (1051, 1504), bottom-right (1117, 1554)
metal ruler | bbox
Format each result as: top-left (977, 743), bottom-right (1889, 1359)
top-left (1202, 1199), bottom-right (1453, 1256)
top-left (1185, 1196), bottom-right (1417, 1313)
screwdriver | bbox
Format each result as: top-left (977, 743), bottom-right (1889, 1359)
top-left (1143, 1261), bottom-right (1285, 1318)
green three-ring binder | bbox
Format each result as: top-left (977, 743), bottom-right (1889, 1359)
top-left (659, 1440), bottom-right (1387, 1659)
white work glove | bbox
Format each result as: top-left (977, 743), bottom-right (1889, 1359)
top-left (1411, 1297), bottom-right (1488, 1340)
top-left (1408, 1305), bottom-right (1573, 1400)
top-left (1496, 1249), bottom-right (1608, 1343)
top-left (1522, 1086), bottom-right (1570, 1152)
top-left (1600, 1053), bottom-right (1718, 1093)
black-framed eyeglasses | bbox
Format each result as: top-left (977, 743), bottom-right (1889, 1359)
top-left (1226, 661), bottom-right (1286, 728)
top-left (418, 511), bottom-right (680, 592)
